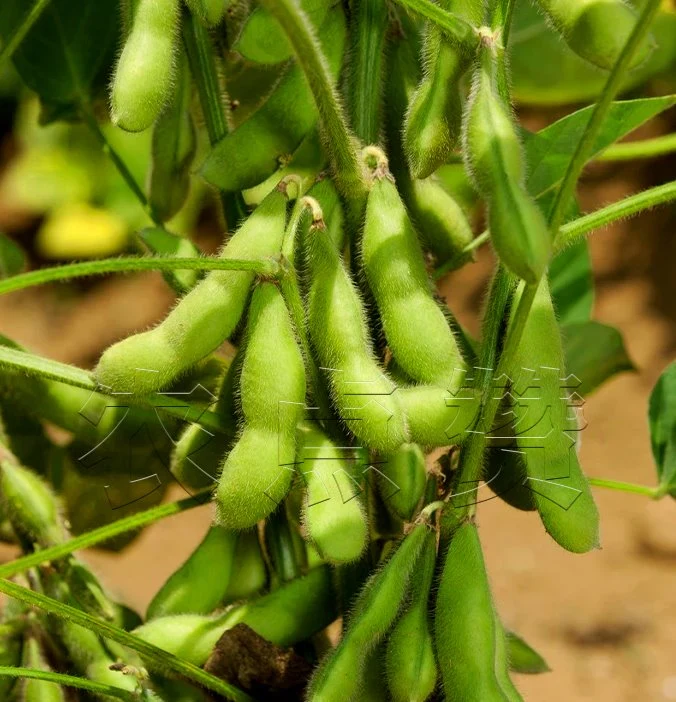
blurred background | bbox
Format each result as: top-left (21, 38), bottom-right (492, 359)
top-left (0, 1), bottom-right (675, 700)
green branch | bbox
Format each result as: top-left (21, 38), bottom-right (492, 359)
top-left (0, 0), bottom-right (53, 66)
top-left (390, 0), bottom-right (479, 50)
top-left (0, 491), bottom-right (210, 579)
top-left (257, 0), bottom-right (366, 209)
top-left (588, 478), bottom-right (660, 498)
top-left (547, 0), bottom-right (664, 237)
top-left (0, 345), bottom-right (229, 434)
top-left (0, 580), bottom-right (255, 702)
top-left (0, 255), bottom-right (280, 296)
top-left (182, 9), bottom-right (246, 227)
top-left (597, 132), bottom-right (676, 161)
top-left (0, 667), bottom-right (139, 701)
top-left (435, 179), bottom-right (676, 277)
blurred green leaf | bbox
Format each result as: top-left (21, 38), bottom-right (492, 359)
top-left (648, 361), bottom-right (676, 498)
top-left (524, 95), bottom-right (676, 199)
top-left (6, 0), bottom-right (119, 120)
top-left (562, 321), bottom-right (636, 396)
top-left (550, 241), bottom-right (594, 325)
top-left (0, 233), bottom-right (26, 279)
top-left (510, 1), bottom-right (676, 106)
top-left (506, 630), bottom-right (550, 675)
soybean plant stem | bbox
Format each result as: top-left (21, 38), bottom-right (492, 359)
top-left (0, 0), bottom-right (53, 66)
top-left (257, 0), bottom-right (367, 211)
top-left (597, 132), bottom-right (676, 161)
top-left (80, 108), bottom-right (159, 227)
top-left (0, 255), bottom-right (280, 296)
top-left (587, 478), bottom-right (660, 498)
top-left (0, 491), bottom-right (211, 579)
top-left (435, 179), bottom-right (676, 277)
top-left (547, 0), bottom-right (663, 239)
top-left (0, 667), bottom-right (139, 701)
top-left (181, 9), bottom-right (247, 228)
top-left (390, 0), bottom-right (479, 51)
top-left (0, 579), bottom-right (255, 702)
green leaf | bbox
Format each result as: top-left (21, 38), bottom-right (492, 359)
top-left (0, 233), bottom-right (26, 279)
top-left (648, 361), bottom-right (676, 498)
top-left (549, 241), bottom-right (593, 325)
top-left (510, 1), bottom-right (676, 106)
top-left (506, 630), bottom-right (550, 675)
top-left (523, 95), bottom-right (676, 199)
top-left (562, 321), bottom-right (636, 397)
top-left (6, 0), bottom-right (119, 119)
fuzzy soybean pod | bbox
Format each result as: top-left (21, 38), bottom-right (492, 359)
top-left (111, 0), bottom-right (181, 132)
top-left (95, 185), bottom-right (289, 395)
top-left (170, 352), bottom-right (240, 490)
top-left (306, 524), bottom-right (430, 702)
top-left (184, 0), bottom-right (231, 26)
top-left (382, 443), bottom-right (427, 520)
top-left (134, 566), bottom-right (335, 666)
top-left (223, 529), bottom-right (268, 601)
top-left (148, 55), bottom-right (197, 223)
top-left (385, 531), bottom-right (438, 702)
top-left (216, 283), bottom-right (306, 530)
top-left (361, 159), bottom-right (465, 387)
top-left (297, 423), bottom-right (368, 564)
top-left (435, 520), bottom-right (523, 701)
top-left (509, 280), bottom-right (600, 554)
top-left (464, 53), bottom-right (551, 284)
top-left (404, 0), bottom-right (481, 179)
top-left (20, 634), bottom-right (65, 702)
top-left (146, 526), bottom-right (238, 619)
top-left (304, 211), bottom-right (407, 452)
top-left (534, 0), bottom-right (654, 70)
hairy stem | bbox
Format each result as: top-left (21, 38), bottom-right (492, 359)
top-left (587, 478), bottom-right (660, 498)
top-left (257, 0), bottom-right (366, 210)
top-left (0, 0), bottom-right (53, 65)
top-left (548, 0), bottom-right (664, 237)
top-left (0, 491), bottom-right (210, 579)
top-left (0, 255), bottom-right (280, 296)
top-left (597, 132), bottom-right (676, 161)
top-left (0, 667), bottom-right (139, 701)
top-left (390, 0), bottom-right (479, 50)
top-left (0, 579), bottom-right (255, 702)
top-left (181, 9), bottom-right (246, 227)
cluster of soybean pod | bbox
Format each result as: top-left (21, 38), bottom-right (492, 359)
top-left (1, 0), bottom-right (656, 699)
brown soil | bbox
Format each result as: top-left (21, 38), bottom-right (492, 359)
top-left (0, 161), bottom-right (674, 701)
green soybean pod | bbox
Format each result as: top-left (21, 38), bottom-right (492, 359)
top-left (148, 54), bottom-right (197, 224)
top-left (184, 0), bottom-right (231, 27)
top-left (435, 520), bottom-right (522, 701)
top-left (146, 526), bottom-right (238, 619)
top-left (297, 423), bottom-right (368, 564)
top-left (510, 280), bottom-right (600, 554)
top-left (506, 630), bottom-right (550, 674)
top-left (362, 159), bottom-right (465, 386)
top-left (398, 384), bottom-right (479, 448)
top-left (21, 634), bottom-right (65, 702)
top-left (403, 0), bottom-right (481, 179)
top-left (304, 210), bottom-right (407, 452)
top-left (534, 0), bottom-right (654, 71)
top-left (138, 226), bottom-right (202, 295)
top-left (382, 443), bottom-right (427, 520)
top-left (307, 524), bottom-right (430, 702)
top-left (223, 529), bottom-right (268, 602)
top-left (385, 532), bottom-right (438, 702)
top-left (111, 0), bottom-right (181, 132)
top-left (464, 54), bottom-right (551, 284)
top-left (134, 566), bottom-right (335, 665)
top-left (202, 8), bottom-right (346, 192)
top-left (0, 449), bottom-right (63, 546)
top-left (95, 185), bottom-right (289, 395)
top-left (170, 351), bottom-right (240, 490)
top-left (216, 282), bottom-right (306, 529)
